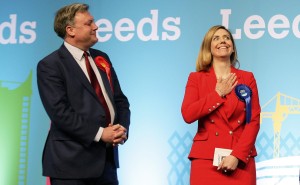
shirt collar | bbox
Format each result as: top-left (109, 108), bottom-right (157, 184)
top-left (64, 41), bottom-right (90, 60)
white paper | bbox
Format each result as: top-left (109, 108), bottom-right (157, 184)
top-left (213, 148), bottom-right (233, 166)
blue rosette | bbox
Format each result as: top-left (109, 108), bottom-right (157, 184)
top-left (235, 84), bottom-right (252, 123)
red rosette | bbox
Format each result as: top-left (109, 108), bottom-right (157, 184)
top-left (94, 56), bottom-right (113, 92)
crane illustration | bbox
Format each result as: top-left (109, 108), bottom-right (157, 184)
top-left (260, 92), bottom-right (300, 158)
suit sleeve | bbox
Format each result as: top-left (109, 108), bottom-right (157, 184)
top-left (111, 67), bottom-right (131, 130)
top-left (231, 72), bottom-right (261, 165)
top-left (37, 58), bottom-right (101, 147)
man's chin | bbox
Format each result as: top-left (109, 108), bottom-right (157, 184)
top-left (90, 38), bottom-right (98, 46)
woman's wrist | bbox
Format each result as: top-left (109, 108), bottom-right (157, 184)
top-left (216, 88), bottom-right (226, 98)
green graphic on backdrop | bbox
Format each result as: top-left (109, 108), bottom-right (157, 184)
top-left (0, 71), bottom-right (32, 185)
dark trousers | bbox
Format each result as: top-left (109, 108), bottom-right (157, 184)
top-left (50, 148), bottom-right (118, 185)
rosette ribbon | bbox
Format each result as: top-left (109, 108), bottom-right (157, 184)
top-left (94, 56), bottom-right (113, 92)
top-left (235, 84), bottom-right (252, 123)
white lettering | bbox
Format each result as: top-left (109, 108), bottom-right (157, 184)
top-left (0, 14), bottom-right (36, 44)
top-left (221, 9), bottom-right (300, 40)
top-left (162, 17), bottom-right (181, 40)
top-left (0, 14), bottom-right (17, 44)
top-left (268, 15), bottom-right (289, 39)
top-left (244, 15), bottom-right (265, 39)
top-left (19, 21), bottom-right (36, 43)
top-left (137, 9), bottom-right (159, 41)
top-left (96, 9), bottom-right (181, 42)
top-left (96, 19), bottom-right (113, 42)
top-left (292, 15), bottom-right (300, 38)
top-left (115, 18), bottom-right (135, 42)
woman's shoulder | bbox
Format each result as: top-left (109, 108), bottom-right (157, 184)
top-left (234, 68), bottom-right (254, 78)
top-left (189, 70), bottom-right (209, 76)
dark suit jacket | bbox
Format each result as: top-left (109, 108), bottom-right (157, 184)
top-left (37, 44), bottom-right (130, 179)
top-left (181, 67), bottom-right (260, 166)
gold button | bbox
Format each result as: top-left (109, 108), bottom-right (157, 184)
top-left (229, 131), bottom-right (233, 135)
top-left (246, 157), bottom-right (249, 161)
top-left (209, 109), bottom-right (212, 112)
top-left (238, 120), bottom-right (241, 124)
top-left (215, 132), bottom-right (219, 136)
top-left (213, 106), bottom-right (216, 108)
top-left (211, 119), bottom-right (214, 123)
top-left (217, 103), bottom-right (220, 106)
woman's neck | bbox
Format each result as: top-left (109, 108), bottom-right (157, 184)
top-left (213, 60), bottom-right (231, 79)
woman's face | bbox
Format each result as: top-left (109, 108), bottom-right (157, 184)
top-left (210, 28), bottom-right (234, 60)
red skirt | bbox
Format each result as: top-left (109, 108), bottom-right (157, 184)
top-left (190, 158), bottom-right (256, 185)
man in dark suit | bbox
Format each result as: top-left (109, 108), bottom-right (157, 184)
top-left (37, 3), bottom-right (130, 185)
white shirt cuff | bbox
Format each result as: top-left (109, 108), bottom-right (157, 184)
top-left (94, 127), bottom-right (104, 142)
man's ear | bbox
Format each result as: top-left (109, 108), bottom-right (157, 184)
top-left (66, 25), bottom-right (75, 37)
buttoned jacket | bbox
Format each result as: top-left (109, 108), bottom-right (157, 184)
top-left (37, 44), bottom-right (130, 178)
top-left (181, 67), bottom-right (260, 165)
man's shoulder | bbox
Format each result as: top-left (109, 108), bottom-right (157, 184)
top-left (40, 44), bottom-right (66, 61)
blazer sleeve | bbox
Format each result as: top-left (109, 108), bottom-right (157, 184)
top-left (181, 72), bottom-right (226, 123)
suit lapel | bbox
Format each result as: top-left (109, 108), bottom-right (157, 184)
top-left (58, 45), bottom-right (100, 101)
top-left (89, 51), bottom-right (115, 109)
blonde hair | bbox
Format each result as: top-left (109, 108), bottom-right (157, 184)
top-left (196, 25), bottom-right (239, 71)
top-left (54, 3), bottom-right (89, 39)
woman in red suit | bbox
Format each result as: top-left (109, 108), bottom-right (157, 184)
top-left (181, 25), bottom-right (261, 185)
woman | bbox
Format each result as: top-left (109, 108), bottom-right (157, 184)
top-left (181, 25), bottom-right (261, 185)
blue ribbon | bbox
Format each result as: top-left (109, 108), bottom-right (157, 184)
top-left (235, 84), bottom-right (252, 123)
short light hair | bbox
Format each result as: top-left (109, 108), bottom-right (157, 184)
top-left (54, 3), bottom-right (89, 39)
top-left (196, 25), bottom-right (239, 71)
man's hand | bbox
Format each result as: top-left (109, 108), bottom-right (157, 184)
top-left (101, 124), bottom-right (127, 146)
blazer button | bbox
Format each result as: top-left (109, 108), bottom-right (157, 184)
top-left (210, 119), bottom-right (214, 123)
top-left (237, 120), bottom-right (241, 124)
top-left (229, 131), bottom-right (233, 135)
top-left (208, 109), bottom-right (212, 112)
top-left (217, 103), bottom-right (220, 106)
top-left (215, 132), bottom-right (219, 136)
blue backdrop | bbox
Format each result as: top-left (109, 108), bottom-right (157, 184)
top-left (1, 1), bottom-right (300, 185)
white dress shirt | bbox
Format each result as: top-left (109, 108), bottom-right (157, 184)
top-left (64, 41), bottom-right (115, 142)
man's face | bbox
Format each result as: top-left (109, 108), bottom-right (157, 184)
top-left (72, 11), bottom-right (98, 49)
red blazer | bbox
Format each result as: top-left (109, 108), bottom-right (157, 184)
top-left (181, 67), bottom-right (260, 165)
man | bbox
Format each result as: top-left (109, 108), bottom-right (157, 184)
top-left (37, 3), bottom-right (130, 185)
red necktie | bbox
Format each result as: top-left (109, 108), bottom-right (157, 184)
top-left (84, 51), bottom-right (111, 125)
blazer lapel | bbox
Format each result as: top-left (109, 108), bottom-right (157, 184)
top-left (206, 68), bottom-right (229, 123)
top-left (225, 67), bottom-right (240, 119)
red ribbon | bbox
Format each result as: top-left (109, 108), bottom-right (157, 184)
top-left (94, 56), bottom-right (113, 92)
